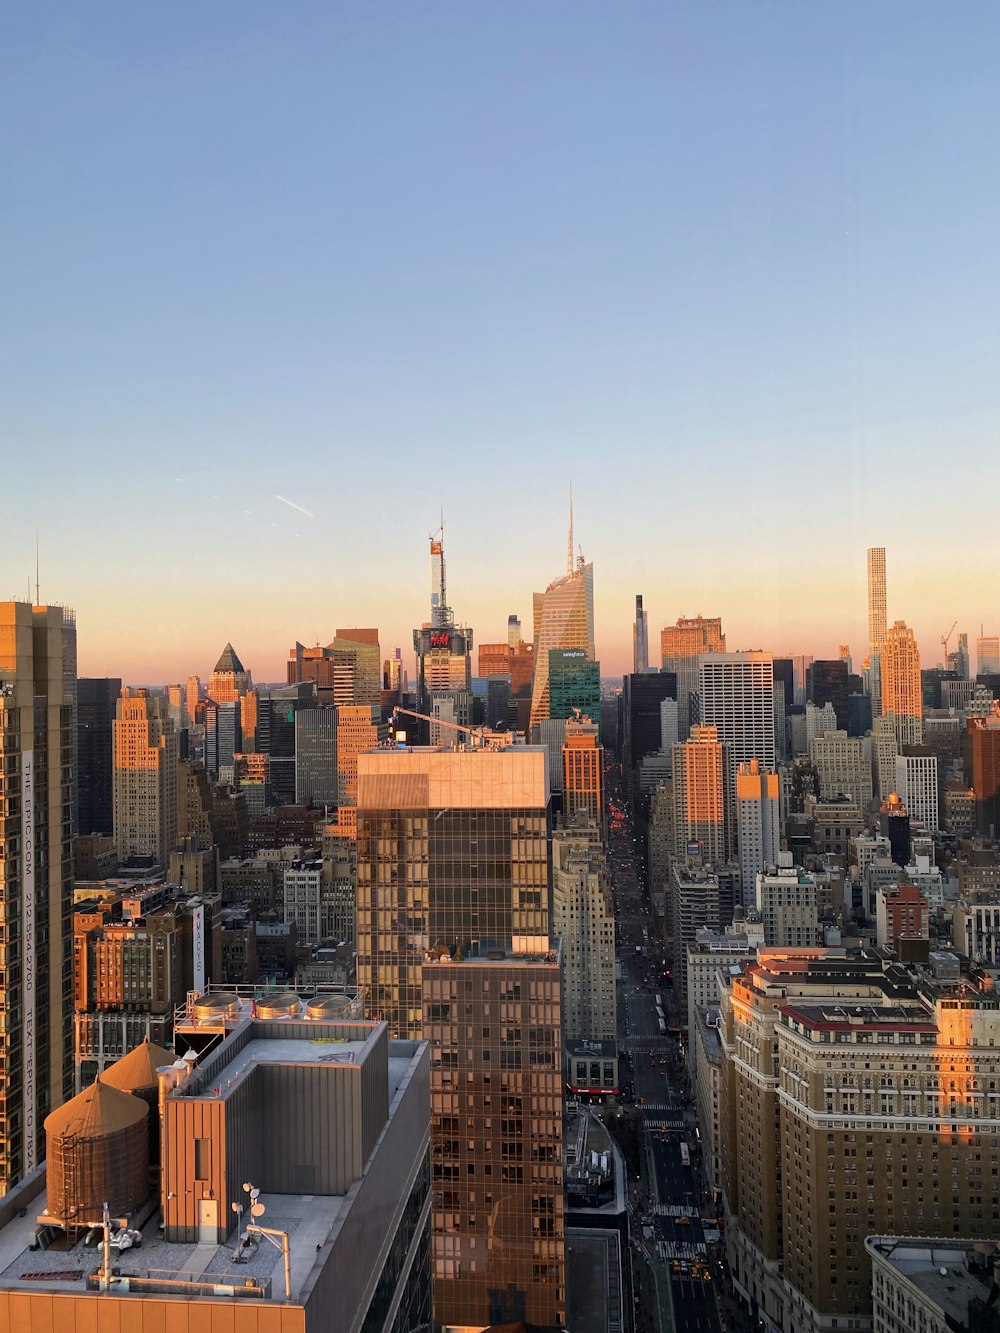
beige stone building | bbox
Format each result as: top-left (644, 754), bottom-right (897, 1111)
top-left (113, 688), bottom-right (178, 868)
top-left (720, 948), bottom-right (1000, 1333)
top-left (552, 815), bottom-right (616, 1041)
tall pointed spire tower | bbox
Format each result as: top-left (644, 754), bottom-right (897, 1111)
top-left (413, 521), bottom-right (474, 740)
top-left (529, 496), bottom-right (596, 734)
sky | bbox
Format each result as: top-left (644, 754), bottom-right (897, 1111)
top-left (2, 2), bottom-right (999, 683)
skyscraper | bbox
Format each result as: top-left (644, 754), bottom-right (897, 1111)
top-left (287, 630), bottom-right (381, 708)
top-left (413, 529), bottom-right (474, 731)
top-left (529, 535), bottom-right (595, 735)
top-left (113, 688), bottom-right (178, 867)
top-left (735, 758), bottom-right (780, 909)
top-left (356, 745), bottom-right (551, 1035)
top-left (294, 706), bottom-right (338, 807)
top-left (698, 652), bottom-right (776, 782)
top-left (882, 619), bottom-right (923, 745)
top-left (356, 744), bottom-right (564, 1327)
top-left (977, 632), bottom-right (1000, 677)
top-left (0, 601), bottom-right (75, 1193)
top-left (76, 677), bottom-right (121, 836)
top-left (633, 594), bottom-right (649, 674)
top-left (552, 816), bottom-right (615, 1041)
top-left (661, 614), bottom-right (726, 738)
top-left (672, 725), bottom-right (728, 864)
top-left (546, 647), bottom-right (600, 730)
top-left (562, 714), bottom-right (604, 831)
top-left (867, 546), bottom-right (887, 659)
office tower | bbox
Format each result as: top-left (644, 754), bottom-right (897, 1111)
top-left (207, 642), bottom-right (256, 752)
top-left (288, 630), bottom-right (381, 708)
top-left (755, 857), bottom-right (819, 946)
top-left (185, 673), bottom-right (200, 725)
top-left (699, 652), bottom-right (776, 787)
top-left (661, 696), bottom-right (679, 752)
top-left (483, 675), bottom-right (511, 730)
top-left (546, 648), bottom-right (600, 729)
top-left (383, 645), bottom-right (406, 699)
top-left (672, 725), bottom-right (728, 864)
top-left (0, 601), bottom-right (75, 1193)
top-left (553, 817), bottom-right (615, 1041)
top-left (878, 791), bottom-right (912, 867)
top-left (563, 715), bottom-right (604, 830)
top-left (294, 706), bottom-right (338, 807)
top-left (76, 677), bottom-right (122, 836)
top-left (633, 593), bottom-right (649, 673)
top-left (203, 697), bottom-right (241, 779)
top-left (872, 714), bottom-right (900, 801)
top-left (867, 546), bottom-right (887, 658)
top-left (508, 612), bottom-right (522, 647)
top-left (773, 657), bottom-right (794, 712)
top-left (113, 688), bottom-right (178, 868)
top-left (661, 614), bottom-right (726, 738)
top-left (809, 729), bottom-right (873, 811)
top-left (736, 759), bottom-right (780, 909)
top-left (948, 632), bottom-right (970, 680)
top-left (336, 704), bottom-right (388, 808)
top-left (805, 700), bottom-right (838, 745)
top-left (282, 856), bottom-right (324, 945)
top-left (807, 658), bottom-right (851, 730)
top-left (894, 752), bottom-right (939, 832)
top-left (478, 641), bottom-right (513, 677)
top-left (423, 952), bottom-right (565, 1329)
top-left (670, 853), bottom-right (722, 1005)
top-left (967, 708), bottom-right (1000, 838)
top-left (847, 691), bottom-right (872, 737)
top-left (977, 632), bottom-right (1000, 676)
top-left (356, 744), bottom-right (551, 1033)
top-left (882, 620), bottom-right (923, 744)
top-left (791, 654), bottom-right (813, 708)
top-left (620, 671), bottom-right (677, 812)
top-left (529, 543), bottom-right (595, 735)
top-left (357, 744), bottom-right (564, 1327)
top-left (721, 951), bottom-right (1000, 1333)
top-left (60, 606), bottom-right (78, 833)
top-left (511, 639), bottom-right (535, 696)
top-left (414, 531), bottom-right (474, 731)
top-left (255, 680), bottom-right (316, 806)
top-left (208, 641), bottom-right (251, 702)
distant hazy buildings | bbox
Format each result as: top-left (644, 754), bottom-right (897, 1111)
top-left (633, 593), bottom-right (649, 673)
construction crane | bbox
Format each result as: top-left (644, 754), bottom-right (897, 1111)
top-left (390, 706), bottom-right (489, 748)
top-left (941, 620), bottom-right (958, 667)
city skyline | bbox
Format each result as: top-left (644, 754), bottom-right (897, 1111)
top-left (2, 3), bottom-right (999, 683)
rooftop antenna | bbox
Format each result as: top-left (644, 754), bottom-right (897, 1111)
top-left (567, 483), bottom-right (574, 576)
top-left (35, 527), bottom-right (40, 606)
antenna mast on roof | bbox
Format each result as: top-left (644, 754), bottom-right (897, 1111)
top-left (567, 484), bottom-right (574, 576)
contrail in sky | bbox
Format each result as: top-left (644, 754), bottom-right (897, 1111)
top-left (275, 494), bottom-right (314, 518)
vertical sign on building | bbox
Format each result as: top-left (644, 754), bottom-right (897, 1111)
top-left (192, 902), bottom-right (206, 994)
top-left (22, 748), bottom-right (36, 1172)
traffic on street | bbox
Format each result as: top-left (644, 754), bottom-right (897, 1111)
top-left (605, 762), bottom-right (726, 1333)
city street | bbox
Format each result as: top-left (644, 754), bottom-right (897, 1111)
top-left (606, 763), bottom-right (723, 1333)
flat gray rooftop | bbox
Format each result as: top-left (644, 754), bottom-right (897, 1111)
top-left (0, 1187), bottom-right (345, 1301)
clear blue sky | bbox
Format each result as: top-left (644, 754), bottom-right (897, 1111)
top-left (2, 2), bottom-right (998, 681)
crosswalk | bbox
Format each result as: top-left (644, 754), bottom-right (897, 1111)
top-left (637, 1101), bottom-right (683, 1113)
top-left (652, 1203), bottom-right (696, 1217)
